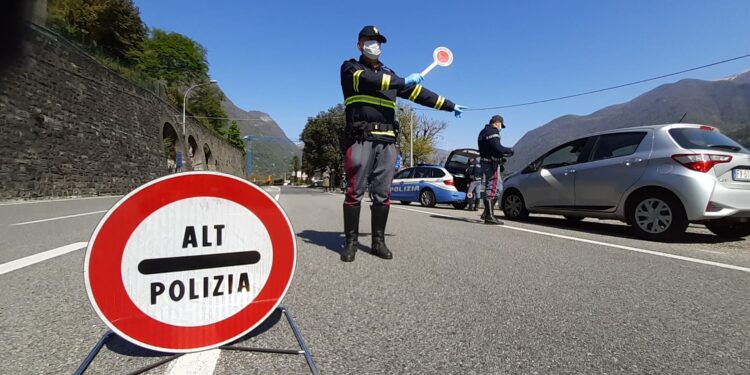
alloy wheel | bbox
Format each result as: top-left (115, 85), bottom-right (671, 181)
top-left (634, 198), bottom-right (673, 234)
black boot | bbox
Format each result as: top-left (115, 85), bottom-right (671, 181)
top-left (371, 205), bottom-right (393, 259)
top-left (341, 205), bottom-right (360, 262)
top-left (473, 199), bottom-right (480, 211)
top-left (466, 199), bottom-right (474, 211)
top-left (483, 198), bottom-right (503, 225)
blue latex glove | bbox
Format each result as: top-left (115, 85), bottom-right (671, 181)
top-left (404, 73), bottom-right (424, 87)
top-left (454, 104), bottom-right (468, 118)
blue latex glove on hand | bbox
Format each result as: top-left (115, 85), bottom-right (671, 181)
top-left (454, 105), bottom-right (468, 118)
top-left (404, 73), bottom-right (424, 88)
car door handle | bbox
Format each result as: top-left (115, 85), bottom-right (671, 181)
top-left (625, 158), bottom-right (644, 166)
top-left (419, 180), bottom-right (425, 183)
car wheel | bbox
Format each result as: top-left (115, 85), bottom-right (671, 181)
top-left (627, 191), bottom-right (688, 241)
top-left (400, 201), bottom-right (411, 205)
top-left (502, 190), bottom-right (529, 220)
top-left (452, 202), bottom-right (468, 209)
top-left (564, 216), bottom-right (584, 223)
top-left (705, 221), bottom-right (750, 238)
top-left (419, 189), bottom-right (436, 207)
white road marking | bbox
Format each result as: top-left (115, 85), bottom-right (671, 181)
top-left (166, 349), bottom-right (221, 375)
top-left (11, 210), bottom-right (108, 226)
top-left (0, 195), bottom-right (121, 206)
top-left (392, 206), bottom-right (750, 274)
top-left (0, 242), bottom-right (88, 276)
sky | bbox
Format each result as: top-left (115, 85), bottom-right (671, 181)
top-left (132, 0), bottom-right (750, 150)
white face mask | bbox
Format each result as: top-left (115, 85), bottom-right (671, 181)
top-left (362, 40), bottom-right (381, 59)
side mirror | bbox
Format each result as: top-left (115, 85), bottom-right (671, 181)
top-left (522, 163), bottom-right (540, 174)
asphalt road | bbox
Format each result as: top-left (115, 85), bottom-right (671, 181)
top-left (1, 187), bottom-right (749, 374)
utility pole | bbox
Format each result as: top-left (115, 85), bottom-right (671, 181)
top-left (410, 110), bottom-right (415, 167)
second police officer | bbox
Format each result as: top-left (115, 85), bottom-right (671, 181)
top-left (478, 115), bottom-right (514, 225)
top-left (339, 25), bottom-right (466, 262)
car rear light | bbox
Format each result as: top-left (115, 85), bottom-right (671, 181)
top-left (444, 179), bottom-right (454, 186)
top-left (699, 125), bottom-right (714, 131)
top-left (672, 154), bottom-right (732, 173)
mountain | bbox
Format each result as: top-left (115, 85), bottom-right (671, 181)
top-left (506, 69), bottom-right (750, 173)
top-left (220, 96), bottom-right (301, 178)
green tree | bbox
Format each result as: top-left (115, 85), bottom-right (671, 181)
top-left (397, 106), bottom-right (447, 165)
top-left (188, 85), bottom-right (227, 134)
top-left (225, 121), bottom-right (246, 157)
top-left (129, 28), bottom-right (209, 86)
top-left (48, 0), bottom-right (146, 61)
top-left (300, 105), bottom-right (345, 185)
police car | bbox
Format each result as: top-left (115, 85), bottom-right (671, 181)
top-left (391, 164), bottom-right (466, 207)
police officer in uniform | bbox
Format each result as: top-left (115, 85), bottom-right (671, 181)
top-left (465, 157), bottom-right (482, 211)
top-left (340, 26), bottom-right (466, 262)
top-left (478, 115), bottom-right (514, 225)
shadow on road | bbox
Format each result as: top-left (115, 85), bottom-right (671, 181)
top-left (103, 308), bottom-right (284, 358)
top-left (505, 215), bottom-right (744, 245)
top-left (297, 230), bottom-right (393, 257)
top-left (105, 334), bottom-right (173, 358)
top-left (429, 215), bottom-right (483, 224)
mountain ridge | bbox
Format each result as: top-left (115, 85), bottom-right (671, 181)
top-left (506, 69), bottom-right (750, 173)
top-left (220, 95), bottom-right (301, 177)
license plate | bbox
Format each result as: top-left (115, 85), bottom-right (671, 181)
top-left (734, 168), bottom-right (750, 181)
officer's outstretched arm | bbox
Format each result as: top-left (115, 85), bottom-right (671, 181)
top-left (397, 84), bottom-right (456, 112)
top-left (341, 62), bottom-right (407, 94)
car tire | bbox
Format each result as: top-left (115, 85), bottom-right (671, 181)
top-left (705, 221), bottom-right (750, 238)
top-left (419, 189), bottom-right (436, 208)
top-left (400, 201), bottom-right (411, 205)
top-left (627, 191), bottom-right (688, 241)
top-left (452, 202), bottom-right (468, 210)
top-left (502, 190), bottom-right (529, 220)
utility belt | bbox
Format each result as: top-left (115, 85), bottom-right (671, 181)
top-left (346, 121), bottom-right (400, 143)
top-left (480, 157), bottom-right (506, 164)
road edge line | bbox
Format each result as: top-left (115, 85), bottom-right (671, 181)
top-left (0, 242), bottom-right (88, 276)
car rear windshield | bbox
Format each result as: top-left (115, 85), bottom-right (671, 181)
top-left (669, 128), bottom-right (746, 152)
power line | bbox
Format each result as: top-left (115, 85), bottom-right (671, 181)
top-left (417, 52), bottom-right (750, 112)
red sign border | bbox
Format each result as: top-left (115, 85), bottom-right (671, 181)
top-left (84, 172), bottom-right (296, 353)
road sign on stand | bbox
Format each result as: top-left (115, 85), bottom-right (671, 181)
top-left (83, 172), bottom-right (296, 353)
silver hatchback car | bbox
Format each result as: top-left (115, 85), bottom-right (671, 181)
top-left (502, 124), bottom-right (750, 241)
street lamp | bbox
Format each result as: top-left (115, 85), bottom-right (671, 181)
top-left (182, 80), bottom-right (217, 137)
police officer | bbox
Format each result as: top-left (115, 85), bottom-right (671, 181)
top-left (340, 25), bottom-right (466, 262)
top-left (478, 115), bottom-right (514, 225)
top-left (465, 157), bottom-right (482, 211)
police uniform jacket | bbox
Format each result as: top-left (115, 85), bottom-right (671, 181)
top-left (340, 55), bottom-right (456, 143)
top-left (466, 161), bottom-right (482, 181)
top-left (478, 124), bottom-right (514, 160)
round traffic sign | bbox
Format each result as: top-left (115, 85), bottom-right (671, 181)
top-left (84, 172), bottom-right (296, 353)
top-left (433, 47), bottom-right (453, 66)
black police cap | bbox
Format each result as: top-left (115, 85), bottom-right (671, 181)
top-left (490, 115), bottom-right (506, 128)
top-left (358, 25), bottom-right (387, 43)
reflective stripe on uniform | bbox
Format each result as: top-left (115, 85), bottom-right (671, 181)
top-left (353, 70), bottom-right (363, 92)
top-left (381, 74), bottom-right (391, 91)
top-left (434, 96), bottom-right (445, 110)
top-left (369, 130), bottom-right (396, 137)
top-left (408, 84), bottom-right (423, 101)
top-left (345, 95), bottom-right (396, 109)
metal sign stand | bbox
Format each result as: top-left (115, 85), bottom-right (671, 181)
top-left (73, 306), bottom-right (319, 375)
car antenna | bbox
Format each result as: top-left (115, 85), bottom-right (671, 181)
top-left (677, 111), bottom-right (688, 123)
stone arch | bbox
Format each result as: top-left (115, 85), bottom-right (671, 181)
top-left (162, 122), bottom-right (181, 173)
top-left (203, 143), bottom-right (215, 171)
top-left (188, 135), bottom-right (203, 170)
